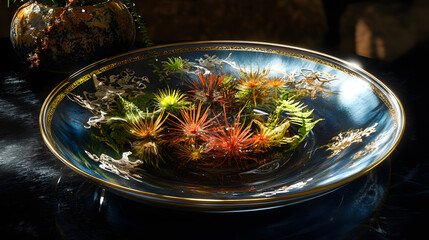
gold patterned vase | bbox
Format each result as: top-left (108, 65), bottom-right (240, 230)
top-left (10, 0), bottom-right (136, 72)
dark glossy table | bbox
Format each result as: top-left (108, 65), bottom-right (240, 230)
top-left (1, 37), bottom-right (427, 239)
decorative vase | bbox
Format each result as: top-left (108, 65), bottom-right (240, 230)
top-left (10, 0), bottom-right (136, 72)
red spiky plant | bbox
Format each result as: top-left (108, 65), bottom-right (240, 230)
top-left (185, 70), bottom-right (226, 104)
top-left (203, 108), bottom-right (256, 167)
top-left (168, 102), bottom-right (215, 143)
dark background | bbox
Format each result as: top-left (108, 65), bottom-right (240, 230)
top-left (0, 0), bottom-right (428, 239)
top-left (3, 0), bottom-right (429, 90)
top-left (2, 0), bottom-right (429, 61)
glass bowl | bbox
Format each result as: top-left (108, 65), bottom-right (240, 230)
top-left (40, 41), bottom-right (405, 211)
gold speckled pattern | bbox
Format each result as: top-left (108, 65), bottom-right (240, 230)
top-left (10, 0), bottom-right (135, 70)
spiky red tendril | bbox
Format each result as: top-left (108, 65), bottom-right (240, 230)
top-left (203, 108), bottom-right (256, 167)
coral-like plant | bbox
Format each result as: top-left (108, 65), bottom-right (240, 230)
top-left (185, 70), bottom-right (226, 104)
top-left (168, 102), bottom-right (214, 144)
top-left (236, 66), bottom-right (270, 107)
top-left (175, 143), bottom-right (207, 163)
top-left (154, 88), bottom-right (190, 113)
top-left (122, 109), bottom-right (167, 167)
top-left (265, 76), bottom-right (288, 100)
top-left (70, 54), bottom-right (330, 174)
top-left (124, 110), bottom-right (166, 140)
top-left (203, 108), bottom-right (255, 167)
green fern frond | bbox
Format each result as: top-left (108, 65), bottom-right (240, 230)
top-left (121, 0), bottom-right (153, 47)
top-left (114, 94), bottom-right (153, 121)
top-left (271, 97), bottom-right (323, 146)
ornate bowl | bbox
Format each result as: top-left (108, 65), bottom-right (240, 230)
top-left (10, 0), bottom-right (135, 71)
top-left (40, 41), bottom-right (405, 211)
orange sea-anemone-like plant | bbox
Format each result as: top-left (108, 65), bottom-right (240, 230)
top-left (265, 76), bottom-right (288, 100)
top-left (265, 76), bottom-right (287, 88)
top-left (204, 108), bottom-right (255, 167)
top-left (237, 66), bottom-right (270, 107)
top-left (175, 143), bottom-right (207, 163)
top-left (123, 110), bottom-right (168, 167)
top-left (125, 109), bottom-right (167, 140)
top-left (168, 102), bottom-right (215, 143)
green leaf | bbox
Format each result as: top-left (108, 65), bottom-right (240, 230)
top-left (270, 97), bottom-right (323, 147)
top-left (113, 94), bottom-right (150, 121)
top-left (162, 57), bottom-right (190, 74)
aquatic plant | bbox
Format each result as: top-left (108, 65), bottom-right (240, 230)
top-left (154, 88), bottom-right (190, 113)
top-left (236, 66), bottom-right (270, 107)
top-left (203, 108), bottom-right (256, 167)
top-left (265, 76), bottom-right (288, 100)
top-left (162, 56), bottom-right (191, 75)
top-left (123, 109), bottom-right (166, 140)
top-left (132, 139), bottom-right (163, 167)
top-left (122, 109), bottom-right (167, 167)
top-left (168, 102), bottom-right (214, 144)
top-left (70, 54), bottom-right (330, 172)
top-left (251, 119), bottom-right (295, 151)
top-left (269, 96), bottom-right (323, 147)
top-left (175, 144), bottom-right (207, 163)
top-left (185, 70), bottom-right (226, 104)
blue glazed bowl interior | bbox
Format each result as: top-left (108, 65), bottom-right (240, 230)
top-left (40, 41), bottom-right (404, 211)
